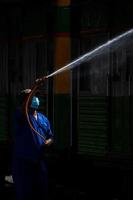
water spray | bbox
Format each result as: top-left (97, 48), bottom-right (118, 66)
top-left (46, 29), bottom-right (133, 78)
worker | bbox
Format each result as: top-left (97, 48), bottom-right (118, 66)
top-left (12, 89), bottom-right (53, 200)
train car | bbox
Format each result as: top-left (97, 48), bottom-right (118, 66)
top-left (70, 1), bottom-right (133, 199)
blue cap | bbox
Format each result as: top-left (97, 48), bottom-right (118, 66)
top-left (30, 96), bottom-right (40, 109)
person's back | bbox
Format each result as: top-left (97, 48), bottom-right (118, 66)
top-left (12, 90), bottom-right (54, 200)
top-left (13, 108), bottom-right (40, 161)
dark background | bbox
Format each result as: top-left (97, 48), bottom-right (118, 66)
top-left (0, 0), bottom-right (133, 199)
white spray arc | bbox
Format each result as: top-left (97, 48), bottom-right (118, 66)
top-left (46, 29), bottom-right (133, 78)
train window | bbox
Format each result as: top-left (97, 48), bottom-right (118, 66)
top-left (111, 48), bottom-right (130, 97)
top-left (79, 32), bottom-right (110, 95)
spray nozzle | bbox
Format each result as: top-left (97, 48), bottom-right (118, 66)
top-left (35, 76), bottom-right (48, 86)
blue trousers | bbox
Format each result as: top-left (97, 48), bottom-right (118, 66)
top-left (12, 158), bottom-right (48, 200)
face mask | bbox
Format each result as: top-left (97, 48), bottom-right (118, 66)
top-left (30, 96), bottom-right (40, 109)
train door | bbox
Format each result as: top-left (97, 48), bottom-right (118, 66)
top-left (110, 41), bottom-right (133, 155)
top-left (76, 31), bottom-right (110, 156)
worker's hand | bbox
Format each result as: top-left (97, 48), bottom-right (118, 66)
top-left (45, 138), bottom-right (53, 146)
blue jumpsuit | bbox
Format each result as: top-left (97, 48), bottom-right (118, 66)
top-left (12, 109), bottom-right (53, 200)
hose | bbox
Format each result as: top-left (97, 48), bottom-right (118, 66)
top-left (24, 75), bottom-right (48, 143)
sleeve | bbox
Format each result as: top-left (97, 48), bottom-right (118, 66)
top-left (45, 118), bottom-right (54, 140)
top-left (38, 113), bottom-right (54, 140)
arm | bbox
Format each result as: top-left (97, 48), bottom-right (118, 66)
top-left (44, 118), bottom-right (54, 146)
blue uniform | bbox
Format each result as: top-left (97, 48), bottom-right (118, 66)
top-left (12, 108), bottom-right (53, 200)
